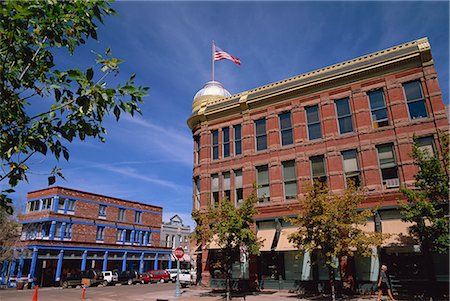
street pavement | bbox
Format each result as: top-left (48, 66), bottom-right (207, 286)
top-left (0, 283), bottom-right (444, 301)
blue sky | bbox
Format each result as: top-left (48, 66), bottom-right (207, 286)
top-left (9, 1), bottom-right (449, 229)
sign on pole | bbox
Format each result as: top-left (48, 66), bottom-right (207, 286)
top-left (174, 247), bottom-right (184, 260)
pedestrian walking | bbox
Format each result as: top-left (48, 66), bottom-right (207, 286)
top-left (376, 265), bottom-right (396, 301)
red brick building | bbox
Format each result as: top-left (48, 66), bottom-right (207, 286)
top-left (187, 38), bottom-right (448, 292)
top-left (1, 187), bottom-right (172, 287)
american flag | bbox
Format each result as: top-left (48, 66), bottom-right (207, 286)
top-left (214, 45), bottom-right (241, 65)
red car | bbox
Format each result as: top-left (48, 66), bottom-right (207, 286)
top-left (147, 270), bottom-right (170, 283)
top-left (138, 272), bottom-right (151, 284)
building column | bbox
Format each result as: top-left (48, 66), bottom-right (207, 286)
top-left (81, 250), bottom-right (87, 271)
top-left (29, 248), bottom-right (38, 284)
top-left (121, 252), bottom-right (127, 272)
top-left (370, 247), bottom-right (380, 282)
top-left (139, 253), bottom-right (144, 274)
top-left (53, 196), bottom-right (59, 212)
top-left (8, 258), bottom-right (16, 287)
top-left (301, 251), bottom-right (312, 281)
top-left (60, 223), bottom-right (66, 240)
top-left (55, 250), bottom-right (64, 282)
top-left (143, 232), bottom-right (149, 245)
top-left (102, 251), bottom-right (108, 272)
top-left (168, 254), bottom-right (173, 269)
top-left (49, 221), bottom-right (56, 240)
top-left (130, 230), bottom-right (135, 244)
top-left (153, 253), bottom-right (158, 270)
top-left (0, 260), bottom-right (8, 285)
top-left (16, 252), bottom-right (25, 279)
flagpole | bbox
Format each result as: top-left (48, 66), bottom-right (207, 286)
top-left (212, 40), bottom-right (215, 82)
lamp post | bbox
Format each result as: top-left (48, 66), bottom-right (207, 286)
top-left (173, 247), bottom-right (184, 298)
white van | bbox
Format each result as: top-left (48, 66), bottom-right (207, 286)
top-left (101, 271), bottom-right (118, 285)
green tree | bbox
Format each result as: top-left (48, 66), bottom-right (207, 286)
top-left (400, 131), bottom-right (449, 298)
top-left (0, 0), bottom-right (148, 214)
top-left (192, 190), bottom-right (261, 301)
top-left (289, 183), bottom-right (384, 301)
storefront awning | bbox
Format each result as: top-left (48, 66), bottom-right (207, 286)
top-left (356, 221), bottom-right (375, 233)
top-left (381, 219), bottom-right (416, 247)
top-left (257, 229), bottom-right (276, 252)
top-left (275, 227), bottom-right (298, 251)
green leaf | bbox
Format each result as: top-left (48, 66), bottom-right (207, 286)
top-left (86, 68), bottom-right (93, 81)
top-left (113, 105), bottom-right (120, 121)
top-left (48, 175), bottom-right (56, 186)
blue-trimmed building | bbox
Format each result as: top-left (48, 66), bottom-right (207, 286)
top-left (1, 186), bottom-right (173, 287)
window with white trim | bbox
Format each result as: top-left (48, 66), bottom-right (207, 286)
top-left (279, 112), bottom-right (293, 146)
top-left (376, 143), bottom-right (399, 187)
top-left (255, 118), bottom-right (267, 151)
top-left (306, 105), bottom-right (321, 140)
top-left (212, 130), bottom-right (219, 160)
top-left (368, 89), bottom-right (389, 128)
top-left (256, 165), bottom-right (270, 202)
top-left (211, 174), bottom-right (219, 207)
top-left (341, 149), bottom-right (361, 187)
top-left (282, 160), bottom-right (297, 200)
top-left (335, 98), bottom-right (353, 134)
top-left (403, 80), bottom-right (427, 119)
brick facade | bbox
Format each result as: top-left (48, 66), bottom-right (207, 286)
top-left (187, 38), bottom-right (448, 290)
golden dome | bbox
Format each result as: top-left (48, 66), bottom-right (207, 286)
top-left (192, 81), bottom-right (231, 114)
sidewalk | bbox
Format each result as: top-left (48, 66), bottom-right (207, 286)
top-left (148, 287), bottom-right (379, 301)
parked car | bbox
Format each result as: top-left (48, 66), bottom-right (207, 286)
top-left (114, 270), bottom-right (141, 285)
top-left (101, 271), bottom-right (118, 285)
top-left (166, 269), bottom-right (178, 282)
top-left (138, 272), bottom-right (151, 284)
top-left (147, 269), bottom-right (170, 283)
top-left (61, 270), bottom-right (104, 288)
top-left (178, 269), bottom-right (193, 288)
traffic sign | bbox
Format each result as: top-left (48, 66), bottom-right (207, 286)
top-left (173, 247), bottom-right (184, 260)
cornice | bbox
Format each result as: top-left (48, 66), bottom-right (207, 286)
top-left (187, 38), bottom-right (433, 130)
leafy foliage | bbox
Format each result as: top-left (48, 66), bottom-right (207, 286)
top-left (400, 131), bottom-right (449, 254)
top-left (192, 189), bottom-right (261, 298)
top-left (289, 182), bottom-right (384, 300)
top-left (0, 0), bottom-right (149, 213)
top-left (192, 189), bottom-right (261, 256)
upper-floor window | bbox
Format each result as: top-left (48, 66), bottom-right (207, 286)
top-left (64, 223), bottom-right (72, 238)
top-left (234, 169), bottom-right (243, 205)
top-left (96, 226), bottom-right (105, 241)
top-left (256, 165), bottom-right (270, 202)
top-left (279, 112), bottom-right (293, 146)
top-left (306, 105), bottom-right (321, 140)
top-left (124, 230), bottom-right (132, 243)
top-left (134, 211), bottom-right (142, 224)
top-left (234, 124), bottom-right (242, 155)
top-left (335, 98), bottom-right (353, 134)
top-left (403, 80), bottom-right (427, 119)
top-left (342, 149), bottom-right (361, 187)
top-left (223, 127), bottom-right (230, 158)
top-left (27, 200), bottom-right (40, 212)
top-left (194, 135), bottom-right (200, 164)
top-left (41, 198), bottom-right (53, 211)
top-left (368, 89), bottom-right (389, 128)
top-left (194, 177), bottom-right (200, 210)
top-left (211, 174), bottom-right (219, 207)
top-left (282, 160), bottom-right (297, 200)
top-left (66, 199), bottom-right (76, 212)
top-left (42, 223), bottom-right (51, 237)
top-left (98, 205), bottom-right (107, 217)
top-left (57, 198), bottom-right (65, 212)
top-left (255, 118), bottom-right (267, 151)
top-left (117, 229), bottom-right (124, 242)
top-left (118, 208), bottom-right (126, 221)
top-left (212, 130), bottom-right (219, 160)
top-left (310, 155), bottom-right (326, 184)
top-left (223, 172), bottom-right (231, 201)
top-left (415, 136), bottom-right (435, 158)
top-left (376, 143), bottom-right (399, 187)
